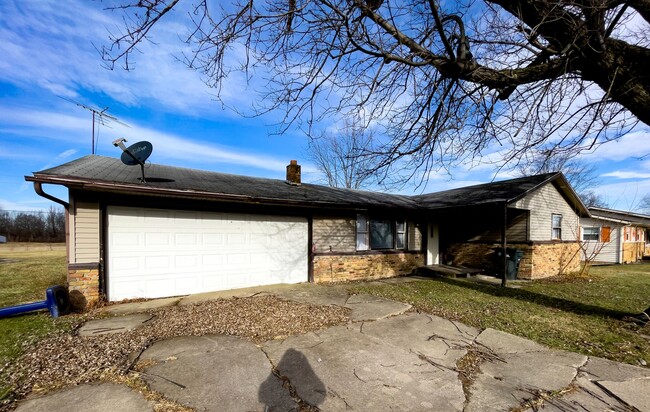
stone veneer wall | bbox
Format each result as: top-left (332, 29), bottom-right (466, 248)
top-left (68, 263), bottom-right (101, 307)
top-left (446, 242), bottom-right (581, 280)
top-left (623, 242), bottom-right (645, 263)
top-left (313, 253), bottom-right (424, 283)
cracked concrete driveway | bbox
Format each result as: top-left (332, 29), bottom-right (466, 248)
top-left (15, 282), bottom-right (650, 411)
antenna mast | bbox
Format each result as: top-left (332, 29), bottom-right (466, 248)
top-left (59, 97), bottom-right (128, 154)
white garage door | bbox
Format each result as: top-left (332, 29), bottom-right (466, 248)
top-left (107, 206), bottom-right (308, 301)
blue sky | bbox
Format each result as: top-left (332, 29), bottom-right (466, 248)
top-left (1, 0), bottom-right (649, 212)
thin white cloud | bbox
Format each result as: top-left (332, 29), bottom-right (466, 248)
top-left (592, 179), bottom-right (650, 211)
top-left (1, 104), bottom-right (295, 174)
top-left (0, 1), bottom-right (252, 117)
top-left (577, 128), bottom-right (650, 162)
top-left (601, 171), bottom-right (650, 179)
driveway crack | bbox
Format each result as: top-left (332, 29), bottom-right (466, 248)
top-left (259, 347), bottom-right (320, 411)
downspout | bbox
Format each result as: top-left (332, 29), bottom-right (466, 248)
top-left (33, 182), bottom-right (69, 210)
top-left (33, 182), bottom-right (71, 267)
top-left (501, 202), bottom-right (508, 288)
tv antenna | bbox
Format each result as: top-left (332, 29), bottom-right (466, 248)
top-left (59, 97), bottom-right (129, 154)
top-left (113, 138), bottom-right (153, 183)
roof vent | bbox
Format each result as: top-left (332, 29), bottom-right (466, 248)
top-left (286, 160), bottom-right (301, 186)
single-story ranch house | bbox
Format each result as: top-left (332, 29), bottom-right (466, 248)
top-left (580, 207), bottom-right (650, 264)
top-left (26, 155), bottom-right (589, 306)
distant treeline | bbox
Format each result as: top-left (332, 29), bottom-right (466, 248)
top-left (0, 208), bottom-right (65, 242)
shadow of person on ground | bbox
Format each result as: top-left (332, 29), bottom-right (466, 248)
top-left (259, 348), bottom-right (326, 411)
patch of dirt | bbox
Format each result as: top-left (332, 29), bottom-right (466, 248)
top-left (455, 344), bottom-right (506, 408)
top-left (0, 295), bottom-right (350, 411)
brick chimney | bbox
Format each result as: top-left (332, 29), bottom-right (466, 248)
top-left (286, 160), bottom-right (301, 185)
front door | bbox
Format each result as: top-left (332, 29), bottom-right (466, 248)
top-left (427, 222), bottom-right (439, 265)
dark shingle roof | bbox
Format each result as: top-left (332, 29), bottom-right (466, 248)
top-left (27, 155), bottom-right (589, 215)
top-left (29, 155), bottom-right (419, 210)
top-left (589, 207), bottom-right (650, 227)
top-left (412, 173), bottom-right (561, 209)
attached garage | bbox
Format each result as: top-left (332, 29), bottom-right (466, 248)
top-left (107, 206), bottom-right (308, 301)
top-left (27, 155), bottom-right (426, 307)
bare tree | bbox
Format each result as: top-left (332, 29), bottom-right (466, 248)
top-left (307, 119), bottom-right (375, 189)
top-left (638, 193), bottom-right (650, 213)
top-left (517, 153), bottom-right (607, 206)
top-left (101, 0), bottom-right (649, 183)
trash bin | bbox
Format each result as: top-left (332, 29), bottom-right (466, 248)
top-left (493, 248), bottom-right (523, 280)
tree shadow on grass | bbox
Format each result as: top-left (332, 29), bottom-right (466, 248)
top-left (424, 275), bottom-right (635, 320)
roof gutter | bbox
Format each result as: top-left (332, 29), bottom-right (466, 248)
top-left (33, 182), bottom-right (69, 211)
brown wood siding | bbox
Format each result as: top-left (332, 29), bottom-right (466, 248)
top-left (312, 217), bottom-right (356, 253)
top-left (74, 201), bottom-right (100, 263)
top-left (512, 183), bottom-right (580, 241)
top-left (442, 207), bottom-right (528, 244)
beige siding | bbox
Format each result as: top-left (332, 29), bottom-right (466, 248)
top-left (513, 183), bottom-right (580, 241)
top-left (579, 218), bottom-right (622, 264)
top-left (313, 217), bottom-right (356, 253)
top-left (407, 221), bottom-right (423, 251)
top-left (74, 201), bottom-right (100, 263)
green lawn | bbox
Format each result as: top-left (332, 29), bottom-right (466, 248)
top-left (0, 244), bottom-right (73, 399)
top-left (350, 265), bottom-right (650, 366)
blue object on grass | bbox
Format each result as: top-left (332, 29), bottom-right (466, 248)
top-left (0, 286), bottom-right (71, 318)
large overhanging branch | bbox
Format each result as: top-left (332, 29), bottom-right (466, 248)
top-left (101, 0), bottom-right (649, 180)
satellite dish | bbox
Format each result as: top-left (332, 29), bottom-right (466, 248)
top-left (120, 141), bottom-right (153, 165)
top-left (112, 138), bottom-right (153, 183)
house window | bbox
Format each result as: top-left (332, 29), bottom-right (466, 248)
top-left (551, 214), bottom-right (562, 240)
top-left (356, 215), bottom-right (405, 250)
top-left (356, 214), bottom-right (369, 250)
top-left (396, 221), bottom-right (406, 249)
top-left (370, 219), bottom-right (394, 249)
top-left (582, 227), bottom-right (599, 241)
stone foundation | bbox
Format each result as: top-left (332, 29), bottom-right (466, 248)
top-left (68, 263), bottom-right (101, 307)
top-left (446, 242), bottom-right (581, 280)
top-left (623, 242), bottom-right (645, 263)
top-left (314, 253), bottom-right (424, 283)
top-left (526, 242), bottom-right (581, 279)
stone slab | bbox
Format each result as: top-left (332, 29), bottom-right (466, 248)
top-left (104, 297), bottom-right (181, 314)
top-left (263, 320), bottom-right (466, 411)
top-left (344, 293), bottom-right (411, 321)
top-left (522, 374), bottom-right (635, 412)
top-left (15, 383), bottom-right (152, 412)
top-left (475, 327), bottom-right (548, 354)
top-left (466, 329), bottom-right (587, 412)
top-left (140, 335), bottom-right (295, 411)
top-left (581, 355), bottom-right (650, 381)
top-left (360, 312), bottom-right (480, 368)
top-left (78, 313), bottom-right (153, 336)
top-left (598, 377), bottom-right (650, 411)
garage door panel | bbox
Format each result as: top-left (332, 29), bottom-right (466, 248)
top-left (107, 206), bottom-right (307, 301)
top-left (144, 232), bottom-right (170, 247)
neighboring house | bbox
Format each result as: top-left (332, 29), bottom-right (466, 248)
top-left (25, 155), bottom-right (588, 305)
top-left (0, 235), bottom-right (6, 243)
top-left (580, 207), bottom-right (650, 264)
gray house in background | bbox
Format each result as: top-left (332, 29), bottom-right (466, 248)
top-left (0, 235), bottom-right (6, 243)
top-left (26, 155), bottom-right (588, 306)
top-left (580, 207), bottom-right (650, 264)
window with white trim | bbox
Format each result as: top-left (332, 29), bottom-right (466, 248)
top-left (551, 214), bottom-right (562, 240)
top-left (582, 227), bottom-right (599, 241)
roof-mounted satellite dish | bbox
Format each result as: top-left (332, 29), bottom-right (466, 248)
top-left (113, 138), bottom-right (153, 183)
